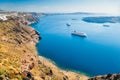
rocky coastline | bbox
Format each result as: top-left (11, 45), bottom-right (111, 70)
top-left (89, 73), bottom-right (120, 80)
top-left (0, 12), bottom-right (89, 80)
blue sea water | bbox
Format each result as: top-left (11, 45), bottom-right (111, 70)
top-left (31, 14), bottom-right (120, 76)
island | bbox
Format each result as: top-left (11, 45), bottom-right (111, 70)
top-left (82, 16), bottom-right (120, 23)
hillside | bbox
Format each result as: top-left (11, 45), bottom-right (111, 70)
top-left (0, 13), bottom-right (88, 80)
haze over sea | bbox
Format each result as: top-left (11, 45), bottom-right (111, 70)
top-left (31, 14), bottom-right (120, 76)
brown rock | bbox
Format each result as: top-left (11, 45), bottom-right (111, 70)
top-left (28, 63), bottom-right (35, 70)
top-left (38, 60), bottom-right (42, 64)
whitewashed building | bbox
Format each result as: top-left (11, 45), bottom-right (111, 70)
top-left (0, 14), bottom-right (8, 21)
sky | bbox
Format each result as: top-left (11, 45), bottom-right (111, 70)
top-left (0, 0), bottom-right (120, 14)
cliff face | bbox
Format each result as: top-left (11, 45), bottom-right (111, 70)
top-left (0, 14), bottom-right (40, 80)
top-left (0, 13), bottom-right (88, 80)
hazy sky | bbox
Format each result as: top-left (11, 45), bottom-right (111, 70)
top-left (0, 0), bottom-right (120, 14)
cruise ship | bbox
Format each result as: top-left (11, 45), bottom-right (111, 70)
top-left (71, 31), bottom-right (87, 37)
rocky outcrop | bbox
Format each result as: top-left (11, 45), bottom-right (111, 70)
top-left (89, 73), bottom-right (120, 80)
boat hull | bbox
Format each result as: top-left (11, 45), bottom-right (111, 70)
top-left (71, 32), bottom-right (87, 37)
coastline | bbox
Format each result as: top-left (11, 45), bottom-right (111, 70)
top-left (37, 52), bottom-right (91, 77)
top-left (34, 14), bottom-right (120, 80)
top-left (0, 12), bottom-right (89, 80)
top-left (38, 55), bottom-right (89, 80)
top-left (30, 16), bottom-right (89, 79)
top-left (17, 13), bottom-right (120, 80)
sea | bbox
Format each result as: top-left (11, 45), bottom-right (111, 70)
top-left (31, 14), bottom-right (120, 76)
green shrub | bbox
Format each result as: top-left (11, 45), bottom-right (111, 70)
top-left (0, 68), bottom-right (8, 77)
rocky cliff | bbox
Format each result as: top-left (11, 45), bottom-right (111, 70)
top-left (89, 73), bottom-right (120, 80)
top-left (0, 13), bottom-right (88, 80)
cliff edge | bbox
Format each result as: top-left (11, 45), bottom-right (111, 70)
top-left (0, 12), bottom-right (88, 80)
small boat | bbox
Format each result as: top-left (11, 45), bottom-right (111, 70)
top-left (66, 23), bottom-right (71, 26)
top-left (103, 25), bottom-right (110, 27)
top-left (71, 31), bottom-right (87, 37)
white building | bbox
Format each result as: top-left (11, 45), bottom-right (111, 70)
top-left (0, 14), bottom-right (8, 21)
